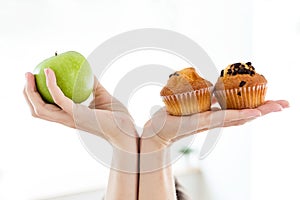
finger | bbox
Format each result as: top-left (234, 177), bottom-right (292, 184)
top-left (92, 76), bottom-right (111, 96)
top-left (25, 72), bottom-right (50, 117)
top-left (172, 109), bottom-right (261, 138)
top-left (256, 101), bottom-right (283, 116)
top-left (275, 100), bottom-right (290, 108)
top-left (44, 68), bottom-right (74, 114)
top-left (24, 72), bottom-right (75, 127)
top-left (23, 88), bottom-right (35, 115)
top-left (24, 72), bottom-right (46, 105)
top-left (180, 99), bottom-right (288, 137)
top-left (89, 77), bottom-right (129, 114)
top-left (202, 109), bottom-right (262, 130)
top-left (25, 72), bottom-right (37, 91)
top-left (222, 99), bottom-right (289, 127)
top-left (24, 73), bottom-right (37, 117)
top-left (148, 107), bottom-right (260, 137)
top-left (172, 114), bottom-right (259, 142)
top-left (223, 116), bottom-right (257, 127)
top-left (89, 76), bottom-right (112, 108)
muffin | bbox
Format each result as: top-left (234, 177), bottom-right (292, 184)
top-left (160, 67), bottom-right (213, 116)
top-left (214, 62), bottom-right (267, 109)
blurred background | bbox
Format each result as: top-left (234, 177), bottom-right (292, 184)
top-left (0, 0), bottom-right (299, 199)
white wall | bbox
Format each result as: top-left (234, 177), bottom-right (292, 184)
top-left (251, 0), bottom-right (300, 199)
top-left (0, 0), bottom-right (298, 199)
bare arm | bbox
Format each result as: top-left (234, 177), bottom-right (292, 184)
top-left (105, 142), bottom-right (138, 200)
top-left (139, 137), bottom-right (176, 200)
top-left (138, 100), bottom-right (289, 200)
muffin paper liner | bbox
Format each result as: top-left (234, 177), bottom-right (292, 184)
top-left (214, 84), bottom-right (267, 109)
top-left (162, 87), bottom-right (213, 116)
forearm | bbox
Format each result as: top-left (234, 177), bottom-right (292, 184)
top-left (105, 140), bottom-right (139, 200)
top-left (139, 137), bottom-right (176, 200)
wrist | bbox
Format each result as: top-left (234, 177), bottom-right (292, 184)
top-left (140, 135), bottom-right (165, 151)
top-left (117, 137), bottom-right (139, 153)
top-left (140, 136), bottom-right (171, 173)
top-left (111, 129), bottom-right (139, 152)
top-left (109, 132), bottom-right (139, 173)
top-left (111, 143), bottom-right (139, 173)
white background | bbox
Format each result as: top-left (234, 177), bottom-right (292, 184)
top-left (0, 0), bottom-right (299, 199)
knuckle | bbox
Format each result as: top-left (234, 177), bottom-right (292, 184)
top-left (34, 108), bottom-right (45, 118)
top-left (23, 87), bottom-right (30, 97)
top-left (31, 112), bottom-right (38, 118)
top-left (52, 96), bottom-right (62, 105)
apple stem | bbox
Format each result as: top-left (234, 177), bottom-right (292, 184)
top-left (55, 51), bottom-right (58, 56)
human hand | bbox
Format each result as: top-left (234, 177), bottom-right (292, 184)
top-left (23, 68), bottom-right (138, 152)
top-left (141, 99), bottom-right (289, 151)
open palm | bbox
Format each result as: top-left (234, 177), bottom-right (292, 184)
top-left (24, 68), bottom-right (138, 150)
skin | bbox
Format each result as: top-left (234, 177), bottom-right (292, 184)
top-left (23, 68), bottom-right (289, 200)
top-left (24, 68), bottom-right (138, 200)
top-left (139, 100), bottom-right (288, 200)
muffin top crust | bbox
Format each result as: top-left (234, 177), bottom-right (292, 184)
top-left (215, 62), bottom-right (267, 90)
top-left (160, 67), bottom-right (213, 96)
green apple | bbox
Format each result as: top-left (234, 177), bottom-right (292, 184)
top-left (34, 51), bottom-right (94, 104)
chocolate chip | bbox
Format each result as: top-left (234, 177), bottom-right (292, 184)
top-left (246, 62), bottom-right (252, 66)
top-left (220, 70), bottom-right (224, 77)
top-left (239, 81), bottom-right (246, 87)
top-left (237, 91), bottom-right (241, 96)
top-left (169, 73), bottom-right (174, 78)
top-left (232, 71), bottom-right (237, 75)
top-left (233, 63), bottom-right (241, 68)
top-left (227, 69), bottom-right (232, 74)
top-left (238, 68), bottom-right (246, 74)
top-left (169, 72), bottom-right (179, 78)
top-left (250, 66), bottom-right (255, 70)
top-left (250, 71), bottom-right (255, 76)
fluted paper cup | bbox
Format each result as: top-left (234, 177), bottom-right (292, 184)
top-left (162, 87), bottom-right (213, 116)
top-left (214, 84), bottom-right (267, 109)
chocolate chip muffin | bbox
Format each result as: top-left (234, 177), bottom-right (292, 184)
top-left (160, 67), bottom-right (213, 115)
top-left (214, 62), bottom-right (267, 109)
